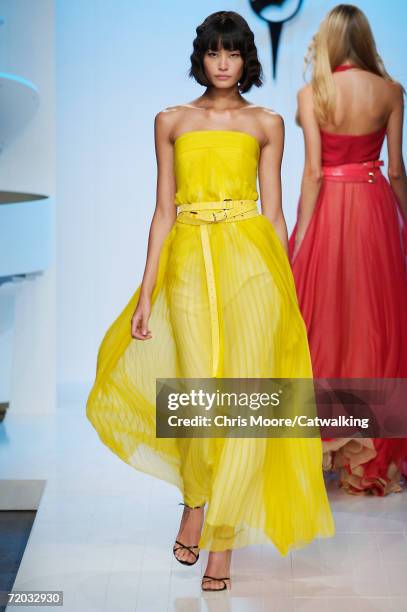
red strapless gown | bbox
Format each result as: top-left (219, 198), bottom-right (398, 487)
top-left (288, 66), bottom-right (407, 496)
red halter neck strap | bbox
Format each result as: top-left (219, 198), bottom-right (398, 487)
top-left (333, 63), bottom-right (359, 72)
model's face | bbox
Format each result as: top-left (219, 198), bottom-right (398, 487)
top-left (203, 45), bottom-right (244, 88)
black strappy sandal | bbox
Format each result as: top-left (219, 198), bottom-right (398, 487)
top-left (201, 575), bottom-right (231, 591)
top-left (172, 502), bottom-right (205, 566)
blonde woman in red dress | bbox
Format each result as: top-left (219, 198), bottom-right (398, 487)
top-left (289, 4), bottom-right (407, 496)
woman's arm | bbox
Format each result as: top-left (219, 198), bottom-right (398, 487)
top-left (131, 110), bottom-right (177, 340)
top-left (258, 112), bottom-right (288, 254)
top-left (387, 83), bottom-right (407, 221)
top-left (292, 85), bottom-right (323, 258)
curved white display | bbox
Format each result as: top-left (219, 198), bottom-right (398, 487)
top-left (0, 192), bottom-right (51, 285)
top-left (0, 72), bottom-right (39, 152)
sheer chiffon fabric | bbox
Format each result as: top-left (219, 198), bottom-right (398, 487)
top-left (86, 130), bottom-right (335, 553)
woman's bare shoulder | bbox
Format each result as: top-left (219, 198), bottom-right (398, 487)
top-left (243, 106), bottom-right (283, 148)
top-left (387, 80), bottom-right (405, 103)
top-left (154, 105), bottom-right (191, 139)
top-left (155, 104), bottom-right (201, 138)
top-left (297, 84), bottom-right (313, 102)
top-left (252, 106), bottom-right (284, 135)
top-left (155, 104), bottom-right (187, 124)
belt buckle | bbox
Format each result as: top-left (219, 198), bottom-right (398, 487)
top-left (212, 209), bottom-right (228, 222)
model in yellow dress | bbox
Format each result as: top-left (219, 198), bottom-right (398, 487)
top-left (86, 127), bottom-right (335, 553)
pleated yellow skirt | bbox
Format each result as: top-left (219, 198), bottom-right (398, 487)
top-left (86, 211), bottom-right (335, 554)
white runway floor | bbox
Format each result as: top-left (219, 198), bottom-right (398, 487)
top-left (1, 399), bottom-right (407, 612)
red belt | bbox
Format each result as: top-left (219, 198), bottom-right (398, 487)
top-left (322, 160), bottom-right (384, 183)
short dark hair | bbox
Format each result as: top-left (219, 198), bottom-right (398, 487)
top-left (189, 11), bottom-right (263, 93)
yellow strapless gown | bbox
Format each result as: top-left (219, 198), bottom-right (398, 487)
top-left (86, 130), bottom-right (335, 554)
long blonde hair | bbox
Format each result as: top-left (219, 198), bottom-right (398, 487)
top-left (304, 4), bottom-right (403, 126)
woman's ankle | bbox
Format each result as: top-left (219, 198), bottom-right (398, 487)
top-left (177, 504), bottom-right (204, 538)
top-left (205, 549), bottom-right (232, 572)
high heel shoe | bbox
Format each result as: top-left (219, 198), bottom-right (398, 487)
top-left (172, 502), bottom-right (205, 566)
top-left (201, 575), bottom-right (231, 591)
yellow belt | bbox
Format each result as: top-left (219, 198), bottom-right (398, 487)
top-left (176, 198), bottom-right (259, 225)
top-left (174, 199), bottom-right (259, 377)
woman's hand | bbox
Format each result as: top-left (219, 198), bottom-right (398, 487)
top-left (131, 294), bottom-right (152, 340)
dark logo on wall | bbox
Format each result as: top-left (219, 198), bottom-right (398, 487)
top-left (250, 0), bottom-right (304, 80)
